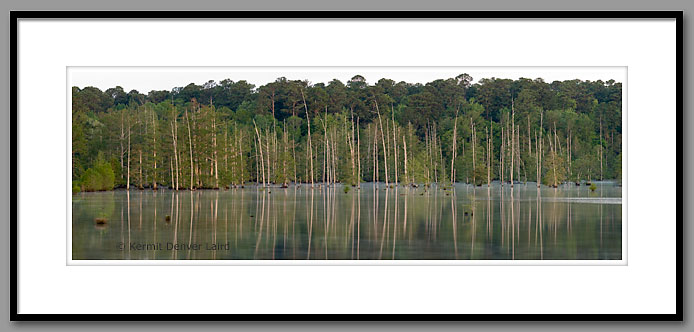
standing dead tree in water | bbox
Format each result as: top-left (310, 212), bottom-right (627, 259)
top-left (432, 124), bottom-right (438, 184)
top-left (600, 112), bottom-right (604, 181)
top-left (486, 126), bottom-right (491, 187)
top-left (347, 109), bottom-right (357, 186)
top-left (301, 88), bottom-right (314, 188)
top-left (320, 108), bottom-right (329, 187)
top-left (402, 135), bottom-right (409, 186)
top-left (471, 118), bottom-right (476, 186)
top-left (538, 110), bottom-right (543, 188)
top-left (510, 98), bottom-right (515, 188)
top-left (281, 121), bottom-right (290, 188)
top-left (126, 108), bottom-right (131, 190)
top-left (252, 119), bottom-right (266, 188)
top-left (357, 117), bottom-right (361, 188)
top-left (392, 104), bottom-right (398, 186)
top-left (374, 100), bottom-right (389, 187)
top-left (210, 101), bottom-right (219, 189)
top-left (151, 106), bottom-right (157, 190)
top-left (451, 108), bottom-right (458, 185)
top-left (170, 103), bottom-right (180, 190)
top-left (184, 107), bottom-right (194, 190)
top-left (500, 121), bottom-right (504, 186)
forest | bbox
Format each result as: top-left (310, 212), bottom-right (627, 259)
top-left (71, 74), bottom-right (622, 193)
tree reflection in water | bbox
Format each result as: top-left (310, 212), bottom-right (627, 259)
top-left (72, 182), bottom-right (622, 260)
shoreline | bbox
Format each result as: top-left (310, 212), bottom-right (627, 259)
top-left (72, 179), bottom-right (622, 194)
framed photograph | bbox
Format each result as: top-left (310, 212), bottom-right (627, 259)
top-left (11, 11), bottom-right (682, 320)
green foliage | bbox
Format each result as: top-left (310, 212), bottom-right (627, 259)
top-left (590, 183), bottom-right (597, 192)
top-left (80, 153), bottom-right (115, 192)
top-left (473, 164), bottom-right (487, 186)
top-left (72, 182), bottom-right (81, 194)
top-left (71, 75), bottom-right (621, 189)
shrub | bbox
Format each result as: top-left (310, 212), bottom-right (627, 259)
top-left (80, 153), bottom-right (115, 192)
top-left (473, 165), bottom-right (487, 186)
top-left (72, 182), bottom-right (81, 194)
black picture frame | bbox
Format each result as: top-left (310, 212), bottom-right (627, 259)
top-left (9, 10), bottom-right (683, 321)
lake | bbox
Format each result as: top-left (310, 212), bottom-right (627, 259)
top-left (71, 182), bottom-right (622, 260)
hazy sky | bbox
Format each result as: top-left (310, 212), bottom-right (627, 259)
top-left (69, 67), bottom-right (625, 93)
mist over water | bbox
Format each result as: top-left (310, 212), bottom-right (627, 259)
top-left (72, 182), bottom-right (622, 260)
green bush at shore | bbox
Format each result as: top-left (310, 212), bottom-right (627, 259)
top-left (80, 153), bottom-right (115, 192)
top-left (72, 182), bottom-right (81, 194)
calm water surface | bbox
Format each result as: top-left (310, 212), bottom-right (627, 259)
top-left (72, 182), bottom-right (622, 260)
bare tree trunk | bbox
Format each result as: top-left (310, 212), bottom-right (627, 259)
top-left (254, 138), bottom-right (259, 185)
top-left (403, 136), bottom-right (408, 185)
top-left (425, 126), bottom-right (431, 185)
top-left (392, 105), bottom-right (398, 185)
top-left (567, 131), bottom-right (571, 180)
top-left (119, 110), bottom-right (124, 182)
top-left (451, 109), bottom-right (458, 184)
top-left (550, 135), bottom-right (557, 187)
top-left (349, 110), bottom-right (356, 186)
top-left (470, 118), bottom-right (477, 186)
top-left (185, 108), bottom-right (194, 190)
top-left (292, 132), bottom-right (297, 184)
top-left (127, 111), bottom-right (131, 190)
top-left (500, 125), bottom-right (504, 186)
top-left (357, 117), bottom-right (361, 188)
top-left (535, 131), bottom-right (541, 188)
top-left (152, 107), bottom-right (157, 190)
top-left (323, 108), bottom-right (328, 186)
top-left (265, 126), bottom-right (271, 185)
top-left (374, 101), bottom-right (389, 187)
top-left (431, 123), bottom-right (439, 184)
top-left (374, 125), bottom-right (378, 183)
top-left (331, 130), bottom-right (337, 185)
top-left (283, 124), bottom-right (289, 187)
top-left (600, 114), bottom-right (603, 181)
top-left (538, 111), bottom-right (543, 188)
top-left (171, 106), bottom-right (179, 190)
top-left (517, 126), bottom-right (522, 182)
top-left (487, 126), bottom-right (491, 186)
top-left (253, 120), bottom-right (266, 187)
top-left (300, 88), bottom-right (314, 187)
top-left (238, 132), bottom-right (250, 186)
top-left (139, 149), bottom-right (142, 189)
top-left (211, 104), bottom-right (219, 189)
top-left (528, 114), bottom-right (532, 157)
top-left (439, 136), bottom-right (444, 186)
top-left (224, 123), bottom-right (228, 183)
top-left (510, 99), bottom-right (515, 188)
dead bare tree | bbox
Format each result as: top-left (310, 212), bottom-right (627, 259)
top-left (451, 108), bottom-right (458, 185)
top-left (374, 100), bottom-right (389, 187)
top-left (185, 107), bottom-right (194, 190)
top-left (300, 88), bottom-right (314, 187)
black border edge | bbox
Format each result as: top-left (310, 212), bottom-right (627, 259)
top-left (9, 10), bottom-right (684, 322)
top-left (4, 10), bottom-right (686, 19)
top-left (675, 9), bottom-right (684, 323)
top-left (10, 10), bottom-right (19, 323)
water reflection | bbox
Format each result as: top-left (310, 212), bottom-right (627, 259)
top-left (72, 182), bottom-right (622, 260)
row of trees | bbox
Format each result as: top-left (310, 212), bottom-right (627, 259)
top-left (72, 75), bottom-right (622, 191)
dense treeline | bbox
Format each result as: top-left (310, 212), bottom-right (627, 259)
top-left (72, 74), bottom-right (621, 192)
